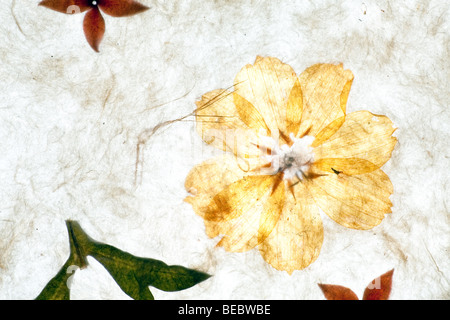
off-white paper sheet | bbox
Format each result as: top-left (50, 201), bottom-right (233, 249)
top-left (0, 0), bottom-right (448, 299)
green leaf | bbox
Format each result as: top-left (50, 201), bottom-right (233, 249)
top-left (35, 259), bottom-right (74, 300)
top-left (88, 241), bottom-right (211, 299)
top-left (35, 220), bottom-right (211, 300)
top-left (35, 221), bottom-right (89, 300)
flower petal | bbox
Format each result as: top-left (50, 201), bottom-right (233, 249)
top-left (204, 175), bottom-right (276, 222)
top-left (312, 158), bottom-right (379, 176)
top-left (194, 89), bottom-right (268, 170)
top-left (313, 110), bottom-right (397, 170)
top-left (311, 116), bottom-right (345, 148)
top-left (83, 6), bottom-right (105, 52)
top-left (306, 169), bottom-right (394, 230)
top-left (259, 182), bottom-right (323, 274)
top-left (204, 174), bottom-right (283, 252)
top-left (318, 284), bottom-right (359, 300)
top-left (233, 92), bottom-right (271, 135)
top-left (363, 269), bottom-right (394, 300)
top-left (297, 64), bottom-right (354, 138)
top-left (39, 0), bottom-right (91, 14)
top-left (285, 79), bottom-right (303, 137)
top-left (184, 155), bottom-right (247, 219)
top-left (257, 175), bottom-right (285, 244)
top-left (233, 56), bottom-right (300, 141)
top-left (99, 0), bottom-right (149, 17)
top-left (185, 156), bottom-right (285, 252)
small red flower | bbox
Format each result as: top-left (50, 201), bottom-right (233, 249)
top-left (318, 269), bottom-right (394, 300)
top-left (39, 0), bottom-right (149, 52)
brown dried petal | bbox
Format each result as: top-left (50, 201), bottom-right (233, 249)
top-left (99, 0), bottom-right (149, 17)
top-left (318, 284), bottom-right (359, 300)
top-left (39, 0), bottom-right (91, 14)
top-left (83, 6), bottom-right (105, 52)
top-left (363, 269), bottom-right (394, 300)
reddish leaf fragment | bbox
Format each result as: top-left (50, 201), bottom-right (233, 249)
top-left (363, 269), bottom-right (394, 300)
top-left (99, 0), bottom-right (149, 17)
top-left (83, 6), bottom-right (105, 52)
top-left (318, 284), bottom-right (359, 300)
top-left (39, 0), bottom-right (91, 14)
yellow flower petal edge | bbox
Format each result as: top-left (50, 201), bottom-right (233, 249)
top-left (285, 79), bottom-right (303, 138)
top-left (297, 63), bottom-right (354, 138)
top-left (313, 110), bottom-right (398, 170)
top-left (305, 169), bottom-right (394, 230)
top-left (204, 174), bottom-right (276, 223)
top-left (233, 56), bottom-right (299, 141)
top-left (207, 174), bottom-right (285, 252)
top-left (259, 182), bottom-right (323, 274)
top-left (312, 158), bottom-right (379, 176)
top-left (186, 56), bottom-right (397, 273)
top-left (194, 89), bottom-right (268, 170)
top-left (184, 155), bottom-right (247, 219)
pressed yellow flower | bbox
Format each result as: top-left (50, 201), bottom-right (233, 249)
top-left (185, 56), bottom-right (397, 274)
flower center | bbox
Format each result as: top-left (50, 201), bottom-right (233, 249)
top-left (266, 133), bottom-right (315, 180)
top-left (91, 0), bottom-right (97, 5)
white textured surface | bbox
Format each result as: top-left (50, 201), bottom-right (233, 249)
top-left (0, 0), bottom-right (449, 299)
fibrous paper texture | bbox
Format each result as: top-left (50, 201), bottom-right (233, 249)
top-left (0, 0), bottom-right (449, 299)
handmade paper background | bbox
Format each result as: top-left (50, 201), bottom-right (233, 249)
top-left (0, 0), bottom-right (448, 299)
